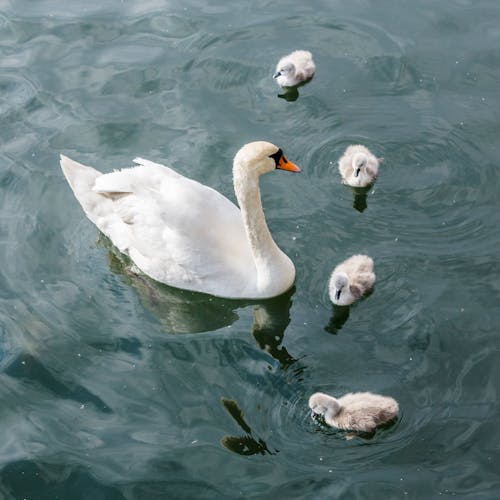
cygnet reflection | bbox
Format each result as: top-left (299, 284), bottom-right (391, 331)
top-left (351, 185), bottom-right (371, 213)
top-left (220, 398), bottom-right (276, 456)
top-left (324, 305), bottom-right (351, 334)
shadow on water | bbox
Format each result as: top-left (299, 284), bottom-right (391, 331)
top-left (102, 235), bottom-right (298, 366)
top-left (324, 305), bottom-right (351, 335)
top-left (219, 398), bottom-right (277, 456)
top-left (3, 353), bottom-right (112, 413)
top-left (277, 76), bottom-right (313, 102)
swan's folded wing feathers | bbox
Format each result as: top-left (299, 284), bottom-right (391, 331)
top-left (133, 157), bottom-right (183, 179)
top-left (94, 168), bottom-right (254, 294)
top-left (93, 167), bottom-right (151, 194)
top-left (93, 157), bottom-right (185, 196)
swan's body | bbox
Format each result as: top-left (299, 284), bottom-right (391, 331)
top-left (309, 391), bottom-right (398, 432)
top-left (59, 142), bottom-right (300, 299)
top-left (328, 254), bottom-right (375, 306)
top-left (338, 145), bottom-right (380, 187)
top-left (273, 50), bottom-right (315, 87)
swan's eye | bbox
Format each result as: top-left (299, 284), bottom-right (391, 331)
top-left (269, 148), bottom-right (283, 167)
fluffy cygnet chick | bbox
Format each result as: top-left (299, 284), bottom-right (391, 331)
top-left (338, 144), bottom-right (380, 187)
top-left (309, 391), bottom-right (399, 432)
top-left (329, 254), bottom-right (375, 306)
top-left (273, 50), bottom-right (315, 87)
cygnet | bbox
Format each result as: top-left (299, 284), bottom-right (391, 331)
top-left (329, 254), bottom-right (375, 306)
top-left (338, 144), bottom-right (380, 187)
top-left (309, 391), bottom-right (399, 432)
top-left (273, 50), bottom-right (315, 87)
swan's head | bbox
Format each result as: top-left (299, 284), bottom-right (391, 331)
top-left (233, 142), bottom-right (300, 180)
top-left (273, 62), bottom-right (296, 86)
top-left (331, 271), bottom-right (349, 302)
top-left (352, 152), bottom-right (368, 178)
top-left (309, 392), bottom-right (341, 420)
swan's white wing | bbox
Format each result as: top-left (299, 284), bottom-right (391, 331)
top-left (89, 161), bottom-right (256, 296)
top-left (92, 157), bottom-right (181, 194)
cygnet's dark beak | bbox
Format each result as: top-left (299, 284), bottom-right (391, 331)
top-left (335, 290), bottom-right (341, 301)
top-left (273, 71), bottom-right (281, 79)
top-left (354, 168), bottom-right (361, 178)
top-left (311, 411), bottom-right (325, 423)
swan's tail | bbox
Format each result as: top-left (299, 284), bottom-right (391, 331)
top-left (60, 155), bottom-right (133, 252)
top-left (60, 154), bottom-right (101, 192)
top-left (59, 154), bottom-right (105, 226)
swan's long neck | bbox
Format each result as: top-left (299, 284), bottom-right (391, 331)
top-left (233, 168), bottom-right (294, 296)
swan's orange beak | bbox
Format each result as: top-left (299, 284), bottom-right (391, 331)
top-left (277, 155), bottom-right (301, 172)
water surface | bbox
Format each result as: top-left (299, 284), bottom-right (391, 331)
top-left (1, 0), bottom-right (500, 498)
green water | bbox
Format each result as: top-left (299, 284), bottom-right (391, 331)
top-left (1, 0), bottom-right (500, 498)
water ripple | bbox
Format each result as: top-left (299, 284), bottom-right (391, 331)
top-left (1, 1), bottom-right (500, 497)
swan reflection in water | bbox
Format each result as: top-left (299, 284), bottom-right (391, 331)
top-left (103, 238), bottom-right (298, 456)
top-left (219, 398), bottom-right (276, 456)
top-left (105, 244), bottom-right (238, 333)
top-left (250, 288), bottom-right (296, 369)
top-left (104, 237), bottom-right (297, 367)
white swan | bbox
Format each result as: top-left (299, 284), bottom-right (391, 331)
top-left (273, 50), bottom-right (315, 87)
top-left (309, 391), bottom-right (399, 432)
top-left (328, 254), bottom-right (375, 306)
top-left (338, 145), bottom-right (380, 187)
top-left (59, 141), bottom-right (301, 299)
